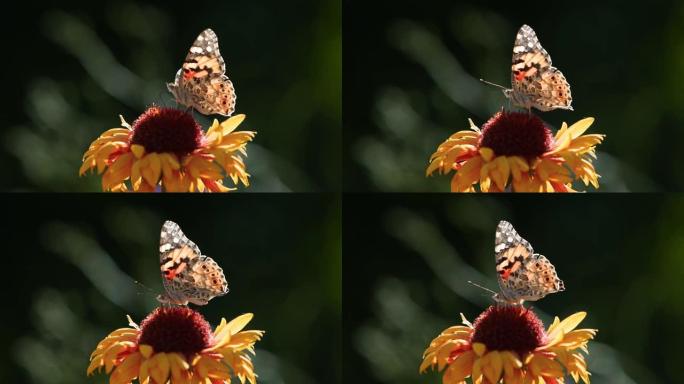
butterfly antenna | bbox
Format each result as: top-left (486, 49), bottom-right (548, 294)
top-left (479, 78), bottom-right (508, 90)
top-left (467, 280), bottom-right (498, 295)
top-left (131, 279), bottom-right (158, 296)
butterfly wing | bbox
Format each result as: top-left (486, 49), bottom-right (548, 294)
top-left (510, 25), bottom-right (572, 111)
top-left (184, 256), bottom-right (229, 305)
top-left (168, 28), bottom-right (237, 116)
top-left (159, 220), bottom-right (228, 306)
top-left (494, 220), bottom-right (534, 303)
top-left (494, 220), bottom-right (563, 304)
top-left (532, 67), bottom-right (572, 111)
top-left (518, 253), bottom-right (565, 301)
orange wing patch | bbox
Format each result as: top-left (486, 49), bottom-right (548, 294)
top-left (161, 245), bottom-right (198, 280)
top-left (496, 244), bottom-right (531, 280)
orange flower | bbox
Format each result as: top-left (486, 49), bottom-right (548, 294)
top-left (88, 307), bottom-right (264, 384)
top-left (427, 112), bottom-right (605, 192)
top-left (420, 306), bottom-right (597, 384)
top-left (80, 106), bottom-right (256, 192)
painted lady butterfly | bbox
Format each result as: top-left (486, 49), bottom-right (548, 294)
top-left (167, 28), bottom-right (237, 116)
top-left (157, 220), bottom-right (228, 306)
top-left (482, 24), bottom-right (573, 112)
top-left (493, 220), bottom-right (564, 305)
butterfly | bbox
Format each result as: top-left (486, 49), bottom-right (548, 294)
top-left (481, 24), bottom-right (573, 112)
top-left (167, 28), bottom-right (237, 116)
top-left (157, 220), bottom-right (229, 306)
top-left (493, 220), bottom-right (564, 305)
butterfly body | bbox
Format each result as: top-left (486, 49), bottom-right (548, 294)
top-left (493, 220), bottom-right (564, 306)
top-left (167, 28), bottom-right (236, 116)
top-left (486, 25), bottom-right (573, 112)
top-left (158, 220), bottom-right (228, 306)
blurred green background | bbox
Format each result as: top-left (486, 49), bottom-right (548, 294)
top-left (344, 194), bottom-right (684, 383)
top-left (344, 0), bottom-right (682, 192)
top-left (1, 0), bottom-right (340, 192)
top-left (0, 195), bottom-right (341, 383)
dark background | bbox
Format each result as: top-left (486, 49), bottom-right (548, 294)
top-left (0, 194), bottom-right (341, 383)
top-left (1, 0), bottom-right (340, 192)
top-left (344, 194), bottom-right (683, 383)
top-left (344, 0), bottom-right (681, 192)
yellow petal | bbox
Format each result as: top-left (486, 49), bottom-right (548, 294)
top-left (435, 340), bottom-right (465, 371)
top-left (110, 352), bottom-right (142, 384)
top-left (194, 355), bottom-right (231, 380)
top-left (419, 354), bottom-right (436, 373)
top-left (527, 353), bottom-right (564, 377)
top-left (93, 142), bottom-right (119, 174)
top-left (481, 351), bottom-right (503, 383)
top-left (472, 342), bottom-right (486, 357)
top-left (220, 114), bottom-right (246, 135)
top-left (131, 144), bottom-right (145, 159)
top-left (442, 350), bottom-right (474, 384)
top-left (491, 156), bottom-right (510, 190)
top-left (501, 351), bottom-right (522, 373)
top-left (160, 153), bottom-right (180, 171)
top-left (471, 356), bottom-right (483, 383)
top-left (102, 152), bottom-right (134, 191)
top-left (479, 147), bottom-right (494, 162)
top-left (558, 329), bottom-right (598, 349)
top-left (168, 352), bottom-right (191, 383)
top-left (86, 356), bottom-right (103, 375)
top-left (141, 153), bottom-right (162, 187)
top-left (567, 117), bottom-right (595, 140)
top-left (148, 352), bottom-right (170, 384)
top-left (139, 344), bottom-right (153, 359)
top-left (509, 156), bottom-right (529, 181)
top-left (138, 358), bottom-right (150, 384)
top-left (452, 156), bottom-right (483, 192)
top-left (102, 341), bottom-right (135, 373)
top-left (546, 316), bottom-right (562, 335)
top-left (226, 313), bottom-right (254, 335)
top-left (547, 312), bottom-right (586, 343)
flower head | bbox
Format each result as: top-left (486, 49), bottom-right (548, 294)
top-left (420, 306), bottom-right (597, 384)
top-left (80, 106), bottom-right (256, 192)
top-left (426, 111), bottom-right (605, 192)
top-left (88, 307), bottom-right (264, 384)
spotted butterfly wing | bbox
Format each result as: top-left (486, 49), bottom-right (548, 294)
top-left (167, 28), bottom-right (236, 116)
top-left (494, 220), bottom-right (564, 305)
top-left (505, 24), bottom-right (573, 112)
top-left (158, 220), bottom-right (228, 306)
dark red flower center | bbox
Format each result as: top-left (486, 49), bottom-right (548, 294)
top-left (478, 111), bottom-right (553, 159)
top-left (138, 306), bottom-right (213, 358)
top-left (130, 106), bottom-right (202, 157)
top-left (470, 305), bottom-right (546, 358)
